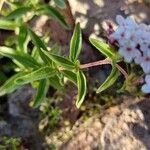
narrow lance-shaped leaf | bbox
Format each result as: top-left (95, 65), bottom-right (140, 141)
top-left (0, 72), bottom-right (27, 96)
top-left (53, 0), bottom-right (66, 8)
top-left (0, 19), bottom-right (19, 30)
top-left (96, 66), bottom-right (120, 93)
top-left (76, 71), bottom-right (87, 108)
top-left (49, 75), bottom-right (64, 89)
top-left (16, 66), bottom-right (56, 85)
top-left (0, 46), bottom-right (40, 68)
top-left (37, 5), bottom-right (68, 28)
top-left (33, 79), bottom-right (49, 108)
top-left (4, 7), bottom-right (32, 20)
top-left (61, 70), bottom-right (77, 84)
top-left (41, 49), bottom-right (75, 70)
top-left (28, 28), bottom-right (51, 65)
top-left (18, 25), bottom-right (28, 52)
top-left (90, 38), bottom-right (116, 59)
top-left (70, 23), bottom-right (82, 62)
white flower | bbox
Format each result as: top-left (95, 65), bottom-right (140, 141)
top-left (118, 44), bottom-right (140, 62)
top-left (140, 42), bottom-right (150, 52)
top-left (110, 15), bottom-right (150, 93)
top-left (116, 15), bottom-right (137, 30)
top-left (139, 52), bottom-right (150, 74)
top-left (142, 75), bottom-right (150, 93)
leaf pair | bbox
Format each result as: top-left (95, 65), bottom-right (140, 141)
top-left (0, 66), bottom-right (56, 97)
top-left (90, 38), bottom-right (121, 93)
top-left (90, 38), bottom-right (121, 61)
top-left (0, 46), bottom-right (40, 68)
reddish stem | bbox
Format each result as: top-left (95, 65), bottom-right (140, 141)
top-left (79, 58), bottom-right (128, 79)
top-left (80, 58), bottom-right (111, 69)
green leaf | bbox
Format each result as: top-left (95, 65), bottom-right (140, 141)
top-left (0, 19), bottom-right (19, 30)
top-left (53, 0), bottom-right (66, 8)
top-left (61, 70), bottom-right (77, 84)
top-left (49, 75), bottom-right (64, 89)
top-left (70, 23), bottom-right (82, 62)
top-left (28, 28), bottom-right (47, 50)
top-left (41, 50), bottom-right (75, 70)
top-left (18, 25), bottom-right (28, 52)
top-left (16, 66), bottom-right (56, 84)
top-left (96, 66), bottom-right (120, 93)
top-left (28, 28), bottom-right (51, 65)
top-left (4, 7), bottom-right (32, 20)
top-left (76, 71), bottom-right (87, 108)
top-left (37, 5), bottom-right (68, 28)
top-left (0, 46), bottom-right (40, 68)
top-left (0, 72), bottom-right (27, 96)
top-left (33, 79), bottom-right (49, 108)
top-left (89, 38), bottom-right (116, 59)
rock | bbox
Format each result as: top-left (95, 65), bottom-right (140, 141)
top-left (0, 85), bottom-right (47, 150)
top-left (8, 85), bottom-right (37, 118)
top-left (68, 0), bottom-right (150, 38)
top-left (58, 96), bottom-right (150, 150)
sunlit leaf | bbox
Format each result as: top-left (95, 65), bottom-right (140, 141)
top-left (0, 72), bottom-right (27, 96)
top-left (96, 66), bottom-right (120, 93)
top-left (61, 70), bottom-right (77, 84)
top-left (16, 66), bottom-right (56, 84)
top-left (28, 28), bottom-right (51, 65)
top-left (70, 23), bottom-right (82, 62)
top-left (4, 7), bottom-right (32, 20)
top-left (89, 38), bottom-right (117, 59)
top-left (0, 46), bottom-right (40, 68)
top-left (33, 79), bottom-right (49, 108)
top-left (49, 75), bottom-right (64, 89)
top-left (18, 25), bottom-right (28, 52)
top-left (76, 71), bottom-right (87, 108)
top-left (37, 5), bottom-right (68, 28)
top-left (0, 19), bottom-right (18, 30)
top-left (41, 50), bottom-right (75, 70)
top-left (28, 28), bottom-right (47, 50)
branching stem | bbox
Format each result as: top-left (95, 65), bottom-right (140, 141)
top-left (79, 58), bottom-right (128, 79)
top-left (80, 58), bottom-right (111, 69)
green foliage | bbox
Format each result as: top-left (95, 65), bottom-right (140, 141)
top-left (4, 6), bottom-right (32, 20)
top-left (16, 66), bottom-right (56, 84)
top-left (96, 66), bottom-right (120, 93)
top-left (76, 71), bottom-right (87, 108)
top-left (0, 46), bottom-right (40, 68)
top-left (0, 72), bottom-right (27, 96)
top-left (41, 50), bottom-right (75, 70)
top-left (39, 99), bottom-right (62, 130)
top-left (89, 38), bottom-right (121, 61)
top-left (0, 19), bottom-right (19, 30)
top-left (0, 0), bottom-right (124, 109)
top-left (0, 137), bottom-right (21, 150)
top-left (70, 23), bottom-right (82, 62)
top-left (33, 79), bottom-right (49, 108)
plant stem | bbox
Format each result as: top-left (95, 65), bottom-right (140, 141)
top-left (59, 58), bottom-right (128, 79)
top-left (79, 58), bottom-right (128, 79)
top-left (115, 64), bottom-right (128, 79)
top-left (80, 58), bottom-right (111, 69)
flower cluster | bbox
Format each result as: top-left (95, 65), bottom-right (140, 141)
top-left (109, 15), bottom-right (150, 93)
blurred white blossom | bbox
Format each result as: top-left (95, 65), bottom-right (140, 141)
top-left (142, 75), bottom-right (150, 93)
top-left (109, 15), bottom-right (150, 93)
